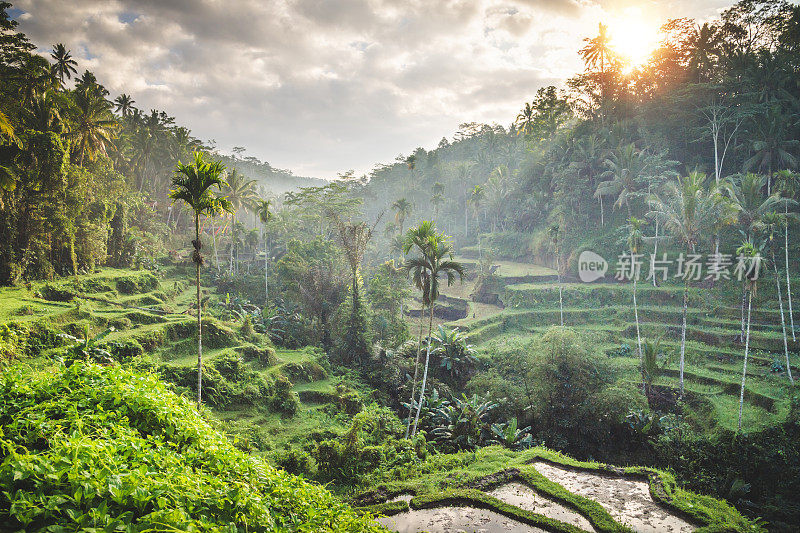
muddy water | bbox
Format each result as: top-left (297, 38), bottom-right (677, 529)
top-left (376, 506), bottom-right (548, 532)
top-left (532, 461), bottom-right (694, 533)
top-left (488, 482), bottom-right (596, 532)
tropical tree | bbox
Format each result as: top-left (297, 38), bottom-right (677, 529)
top-left (595, 143), bottom-right (648, 218)
top-left (548, 224), bottom-right (564, 326)
top-left (625, 216), bottom-right (645, 390)
top-left (515, 102), bottom-right (535, 136)
top-left (649, 172), bottom-right (722, 395)
top-left (50, 43), bottom-right (77, 85)
top-left (67, 88), bottom-right (116, 166)
top-left (404, 224), bottom-right (464, 437)
top-left (578, 22), bottom-right (614, 118)
top-left (255, 198), bottom-right (273, 307)
top-left (490, 417), bottom-right (533, 450)
top-left (223, 168), bottom-right (258, 274)
top-left (431, 325), bottom-right (476, 383)
top-left (169, 152), bottom-right (231, 406)
top-left (642, 339), bottom-right (667, 397)
top-left (470, 184), bottom-right (484, 255)
top-left (736, 241), bottom-right (761, 430)
top-left (113, 93), bottom-right (136, 117)
top-left (745, 105), bottom-right (798, 195)
top-left (775, 170), bottom-right (798, 341)
top-left (756, 212), bottom-right (794, 384)
top-left (391, 197), bottom-right (412, 235)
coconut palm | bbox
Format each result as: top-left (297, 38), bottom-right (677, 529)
top-left (756, 212), bottom-right (793, 384)
top-left (169, 152), bottom-right (231, 406)
top-left (223, 169), bottom-right (258, 274)
top-left (649, 172), bottom-right (723, 395)
top-left (595, 143), bottom-right (648, 219)
top-left (113, 93), bottom-right (136, 117)
top-left (50, 43), bottom-right (77, 85)
top-left (775, 170), bottom-right (799, 341)
top-left (745, 106), bottom-right (798, 195)
top-left (392, 197), bottom-right (413, 236)
top-left (68, 88), bottom-right (116, 166)
top-left (255, 199), bottom-right (273, 307)
top-left (470, 184), bottom-right (485, 256)
top-left (626, 216), bottom-right (645, 390)
top-left (578, 22), bottom-right (614, 118)
top-left (515, 102), bottom-right (535, 136)
top-left (736, 241), bottom-right (761, 430)
top-left (404, 224), bottom-right (464, 437)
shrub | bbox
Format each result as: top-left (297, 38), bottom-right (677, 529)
top-left (0, 362), bottom-right (382, 532)
top-left (280, 360), bottom-right (328, 383)
top-left (40, 282), bottom-right (76, 302)
top-left (103, 339), bottom-right (144, 363)
top-left (116, 272), bottom-right (159, 294)
top-left (273, 447), bottom-right (316, 477)
top-left (271, 375), bottom-right (300, 417)
top-left (239, 343), bottom-right (277, 366)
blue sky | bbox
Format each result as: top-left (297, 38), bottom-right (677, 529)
top-left (11, 0), bottom-right (735, 179)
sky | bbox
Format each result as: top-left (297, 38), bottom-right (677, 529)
top-left (11, 0), bottom-right (734, 179)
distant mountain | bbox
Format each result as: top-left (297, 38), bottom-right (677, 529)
top-left (214, 153), bottom-right (326, 195)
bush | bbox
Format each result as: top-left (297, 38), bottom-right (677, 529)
top-left (239, 343), bottom-right (277, 366)
top-left (103, 339), bottom-right (143, 363)
top-left (116, 272), bottom-right (159, 294)
top-left (40, 282), bottom-right (76, 302)
top-left (280, 360), bottom-right (328, 383)
top-left (0, 362), bottom-right (382, 532)
top-left (271, 375), bottom-right (300, 417)
top-left (273, 447), bottom-right (316, 477)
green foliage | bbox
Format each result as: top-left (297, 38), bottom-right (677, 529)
top-left (271, 374), bottom-right (300, 417)
top-left (0, 362), bottom-right (382, 532)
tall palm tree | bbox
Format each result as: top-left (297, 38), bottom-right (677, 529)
top-left (223, 169), bottom-right (258, 274)
top-left (68, 88), bottom-right (116, 166)
top-left (404, 224), bottom-right (464, 437)
top-left (578, 22), bottom-right (614, 118)
top-left (402, 221), bottom-right (436, 438)
top-left (392, 197), bottom-right (413, 236)
top-left (745, 106), bottom-right (798, 195)
top-left (776, 170), bottom-right (798, 341)
top-left (737, 241), bottom-right (760, 431)
top-left (169, 152), bottom-right (231, 407)
top-left (470, 184), bottom-right (485, 256)
top-left (113, 94), bottom-right (136, 117)
top-left (757, 212), bottom-right (794, 384)
top-left (515, 102), bottom-right (535, 136)
top-left (688, 23), bottom-right (719, 83)
top-left (626, 216), bottom-right (645, 391)
top-left (649, 172), bottom-right (722, 395)
top-left (548, 224), bottom-right (564, 326)
top-left (50, 43), bottom-right (77, 85)
top-left (256, 199), bottom-right (273, 307)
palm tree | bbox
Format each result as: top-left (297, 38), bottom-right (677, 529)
top-left (402, 221), bottom-right (436, 438)
top-left (776, 170), bottom-right (798, 341)
top-left (578, 22), bottom-right (614, 118)
top-left (595, 144), bottom-right (647, 219)
top-left (649, 172), bottom-right (722, 395)
top-left (470, 185), bottom-right (485, 256)
top-left (256, 199), bottom-right (273, 307)
top-left (626, 216), bottom-right (645, 391)
top-left (745, 106), bottom-right (798, 195)
top-left (431, 325), bottom-right (476, 382)
top-left (392, 197), bottom-right (413, 236)
top-left (169, 152), bottom-right (231, 407)
top-left (548, 224), bottom-right (564, 326)
top-left (223, 169), bottom-right (258, 274)
top-left (515, 102), bottom-right (535, 136)
top-left (756, 212), bottom-right (794, 384)
top-left (113, 94), bottom-right (136, 117)
top-left (68, 88), bottom-right (116, 166)
top-left (404, 224), bottom-right (464, 437)
top-left (50, 43), bottom-right (77, 85)
top-left (688, 23), bottom-right (719, 83)
top-left (736, 241), bottom-right (760, 431)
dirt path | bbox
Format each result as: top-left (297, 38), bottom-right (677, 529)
top-left (488, 482), bottom-right (595, 532)
top-left (532, 462), bottom-right (694, 533)
top-left (377, 506), bottom-right (547, 533)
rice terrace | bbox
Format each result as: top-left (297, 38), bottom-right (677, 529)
top-left (0, 0), bottom-right (799, 531)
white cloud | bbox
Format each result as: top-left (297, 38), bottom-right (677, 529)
top-left (12, 0), bottom-right (734, 178)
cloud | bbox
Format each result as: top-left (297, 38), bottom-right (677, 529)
top-left (10, 0), bottom-right (728, 178)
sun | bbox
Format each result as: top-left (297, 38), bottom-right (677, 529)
top-left (606, 8), bottom-right (661, 72)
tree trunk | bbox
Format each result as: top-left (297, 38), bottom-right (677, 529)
top-left (195, 212), bottom-right (203, 407)
top-left (652, 219), bottom-right (659, 287)
top-left (264, 235), bottom-right (269, 307)
top-left (679, 278), bottom-right (688, 396)
top-left (211, 217), bottom-right (219, 271)
top-left (774, 252), bottom-right (793, 384)
top-left (556, 252), bottom-right (563, 326)
top-left (405, 307), bottom-right (426, 439)
top-left (633, 274), bottom-right (644, 392)
top-left (738, 288), bottom-right (753, 431)
top-left (786, 202), bottom-right (796, 342)
top-left (411, 302), bottom-right (435, 437)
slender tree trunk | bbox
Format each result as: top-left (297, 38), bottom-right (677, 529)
top-left (633, 274), bottom-right (644, 392)
top-left (738, 288), bottom-right (753, 431)
top-left (740, 284), bottom-right (747, 343)
top-left (211, 217), bottom-right (219, 271)
top-left (599, 195), bottom-right (604, 227)
top-left (652, 219), bottom-right (659, 287)
top-left (195, 213), bottom-right (203, 407)
top-left (405, 307), bottom-right (426, 439)
top-left (774, 252), bottom-right (793, 384)
top-left (411, 302), bottom-right (435, 436)
top-left (786, 202), bottom-right (796, 341)
top-left (264, 235), bottom-right (269, 307)
top-left (679, 278), bottom-right (688, 396)
top-left (556, 252), bottom-right (563, 326)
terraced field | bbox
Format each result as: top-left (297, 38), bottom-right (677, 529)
top-left (430, 259), bottom-right (799, 432)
